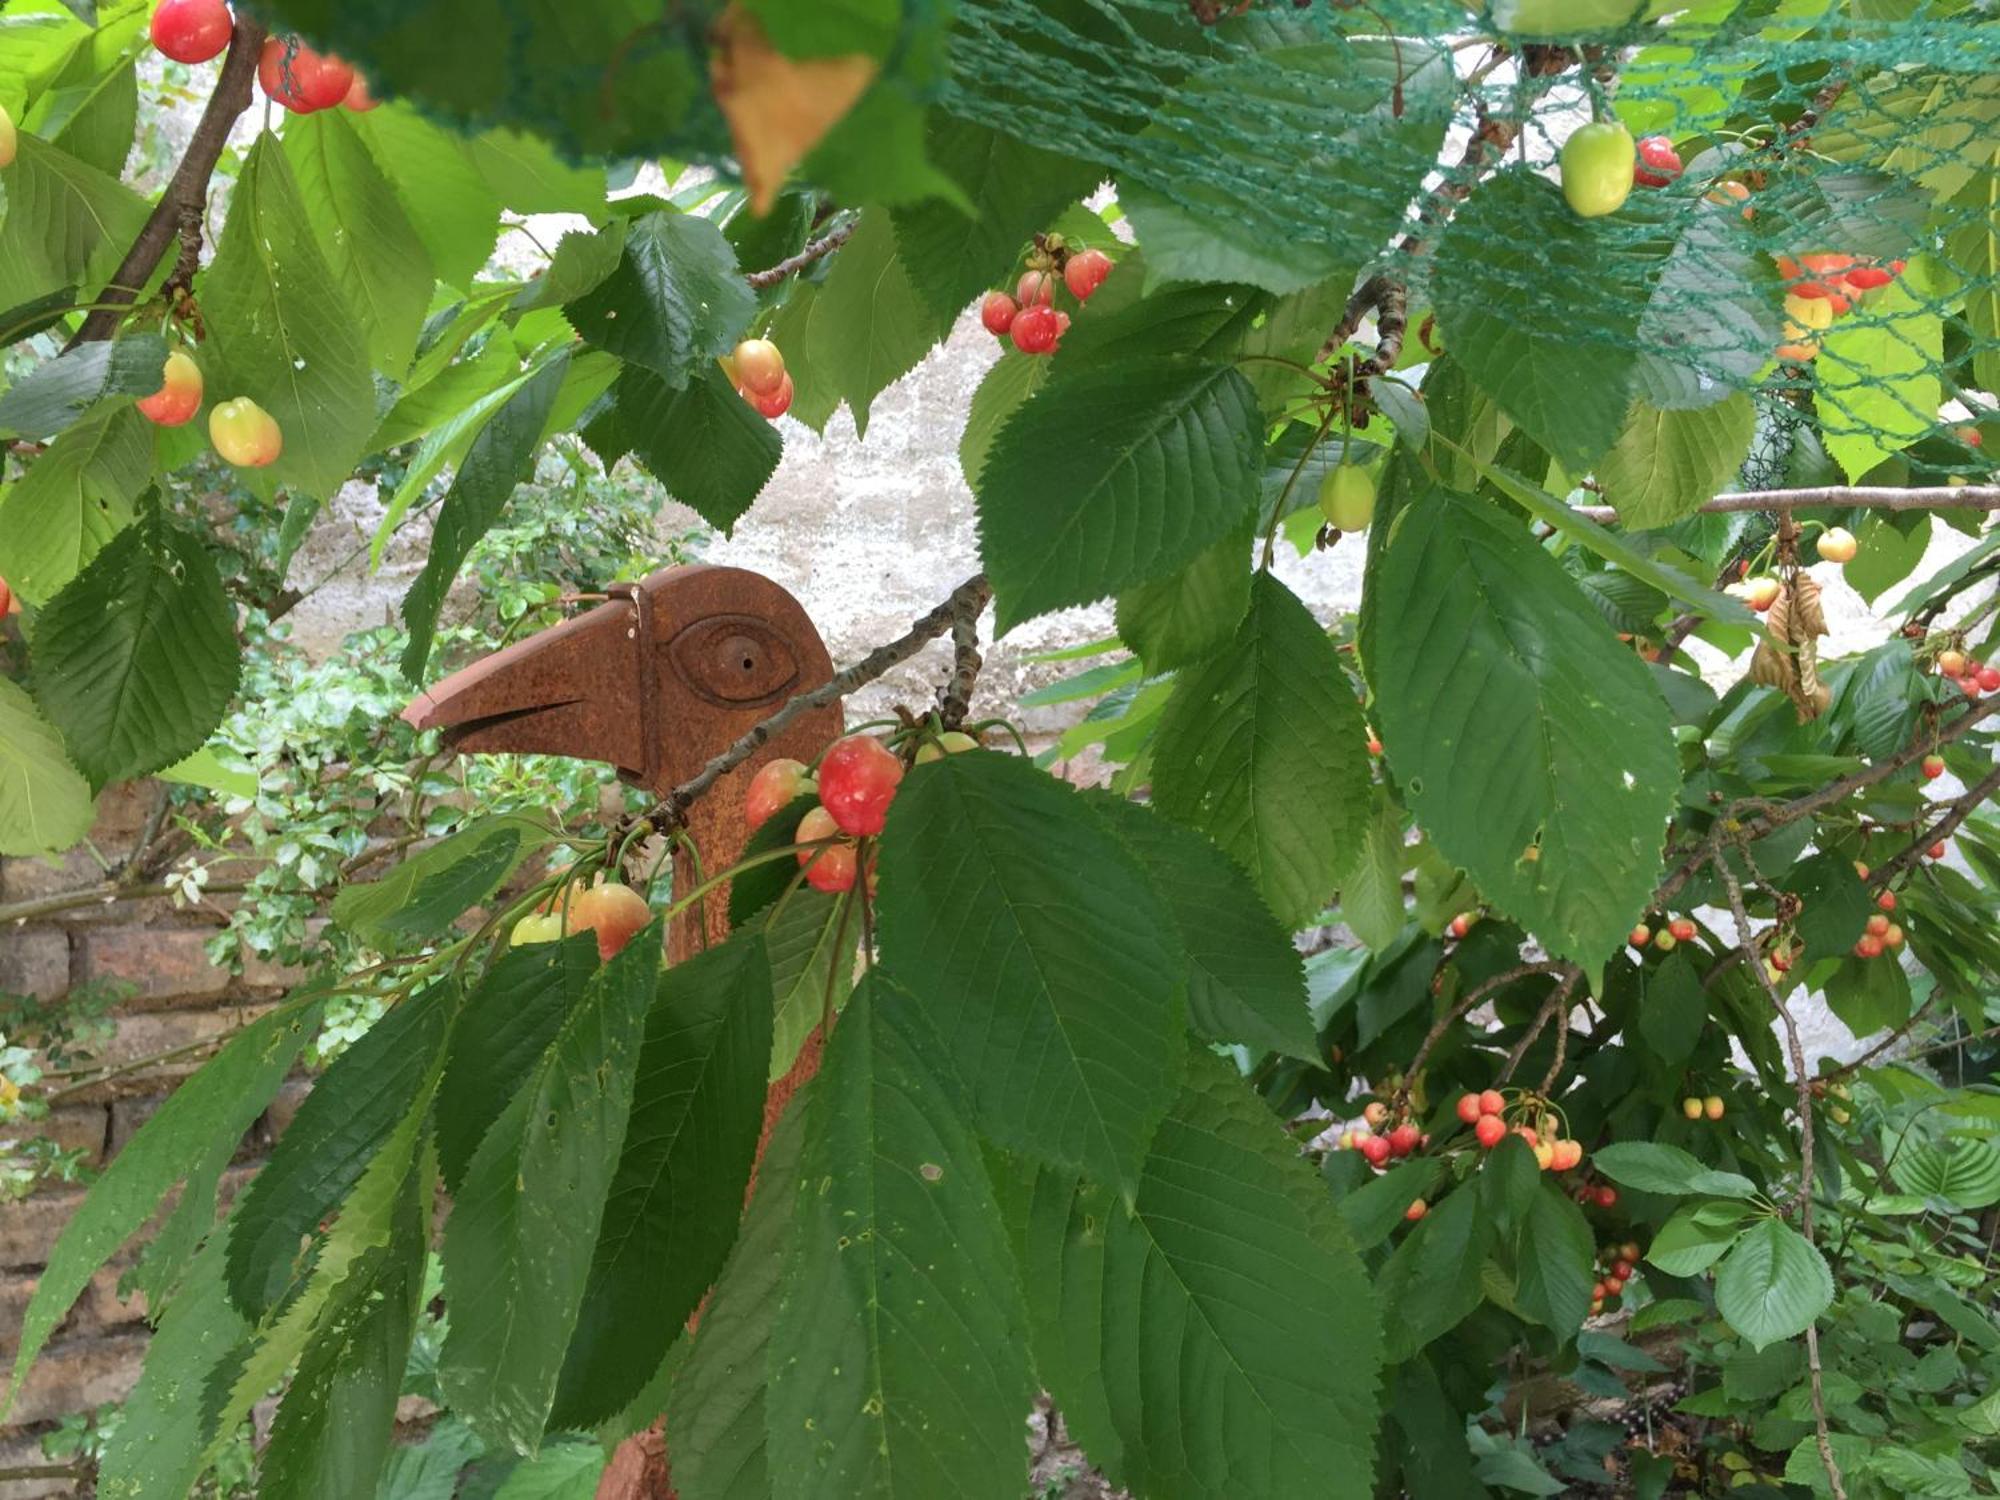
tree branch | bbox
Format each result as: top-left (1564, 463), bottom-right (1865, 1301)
top-left (1867, 763), bottom-right (2000, 892)
top-left (744, 220), bottom-right (856, 290)
top-left (65, 14), bottom-right (267, 349)
top-left (646, 575), bottom-right (993, 828)
top-left (1574, 485), bottom-right (2000, 523)
top-left (936, 582), bottom-right (986, 730)
top-left (1498, 967), bottom-right (1581, 1086)
top-left (1404, 960), bottom-right (1574, 1088)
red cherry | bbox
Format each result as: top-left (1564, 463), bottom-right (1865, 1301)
top-left (732, 338), bottom-right (787, 396)
top-left (1474, 1115), bottom-right (1508, 1149)
top-left (980, 291), bottom-right (1018, 336)
top-left (745, 757), bottom-right (812, 831)
top-left (1010, 305), bottom-right (1060, 355)
top-left (1608, 1260), bottom-right (1632, 1283)
top-left (1962, 676), bottom-right (1983, 701)
top-left (1359, 1134), bottom-right (1392, 1167)
top-left (1366, 736), bottom-right (1383, 756)
top-left (741, 371), bottom-right (793, 420)
top-left (1455, 1093), bottom-right (1483, 1125)
top-left (1921, 754), bottom-right (1945, 780)
top-left (1929, 841), bottom-right (1946, 859)
top-left (1865, 913), bottom-right (1890, 937)
top-left (1016, 269), bottom-right (1055, 307)
top-left (1387, 1123), bottom-right (1421, 1157)
top-left (1980, 666), bottom-right (2000, 692)
top-left (1593, 1185), bottom-right (1618, 1208)
top-left (151, 0), bottom-right (233, 64)
top-left (1404, 1198), bottom-right (1428, 1222)
top-left (1668, 918), bottom-right (1697, 942)
top-left (1478, 1089), bottom-right (1505, 1117)
top-left (1628, 924), bottom-right (1650, 948)
top-left (1064, 247), bottom-right (1112, 301)
top-left (1843, 263), bottom-right (1894, 289)
top-left (817, 734), bottom-right (904, 836)
top-left (136, 351), bottom-right (203, 427)
top-left (795, 806), bottom-right (857, 893)
top-left (258, 38), bottom-right (354, 112)
top-left (1448, 913), bottom-right (1473, 939)
top-left (1876, 889), bottom-right (1897, 912)
top-left (1855, 933), bottom-right (1883, 958)
top-left (1634, 135), bottom-right (1683, 187)
top-left (343, 73), bottom-right (379, 112)
top-left (570, 881), bottom-right (652, 961)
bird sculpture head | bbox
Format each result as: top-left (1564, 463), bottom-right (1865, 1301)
top-left (403, 563), bottom-right (843, 953)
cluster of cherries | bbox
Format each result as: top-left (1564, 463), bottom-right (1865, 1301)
top-left (1628, 914), bottom-right (1699, 953)
top-left (720, 338), bottom-right (794, 420)
top-left (1335, 1101), bottom-right (1426, 1172)
top-left (153, 1), bottom-right (380, 113)
top-left (509, 873), bottom-right (652, 960)
top-left (1591, 1240), bottom-right (1644, 1318)
top-left (743, 729), bottom-right (978, 894)
top-left (1937, 647), bottom-right (1999, 701)
top-left (1680, 1092), bottom-right (1727, 1121)
top-left (1775, 252), bottom-right (1906, 364)
top-left (979, 242), bottom-right (1114, 356)
top-left (1458, 1091), bottom-right (1594, 1179)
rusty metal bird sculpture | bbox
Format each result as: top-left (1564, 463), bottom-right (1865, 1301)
top-left (405, 562), bottom-right (844, 1499)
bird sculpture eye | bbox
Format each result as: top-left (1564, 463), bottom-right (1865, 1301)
top-left (666, 615), bottom-right (800, 705)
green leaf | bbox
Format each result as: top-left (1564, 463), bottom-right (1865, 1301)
top-left (282, 109), bottom-right (436, 376)
top-left (614, 363), bottom-right (782, 533)
top-left (439, 925), bottom-right (662, 1452)
top-left (1339, 787), bottom-right (1409, 952)
top-left (29, 505), bottom-right (243, 786)
top-left (976, 357), bottom-right (1263, 629)
top-left (1598, 394), bottom-right (1756, 529)
top-left (763, 885), bottom-right (856, 1082)
top-left (464, 127), bottom-right (607, 216)
top-left (347, 107), bottom-right (502, 290)
top-left (488, 1444), bottom-right (609, 1500)
top-left (666, 1104), bottom-right (809, 1500)
top-left (1433, 169), bottom-right (1652, 470)
top-left (1022, 1051), bottom-right (1382, 1498)
top-left (3, 1001), bottom-right (317, 1420)
top-left (764, 209), bottom-right (943, 437)
top-left (399, 350), bottom-right (570, 679)
top-left (1646, 1200), bottom-right (1753, 1277)
top-left (1514, 1182), bottom-right (1596, 1341)
top-left (565, 209), bottom-right (754, 388)
top-left (0, 133), bottom-right (147, 312)
top-left (1592, 1141), bottom-right (1758, 1199)
top-left (1153, 571), bottom-right (1371, 927)
top-left (1114, 528), bottom-right (1253, 674)
top-left (1361, 491), bottom-right (1679, 962)
top-left (1637, 951), bottom-right (1708, 1067)
top-left (767, 980), bottom-right (1035, 1499)
top-left (259, 1179), bottom-right (428, 1500)
top-left (1818, 273), bottom-right (1943, 480)
top-left (514, 222), bottom-right (629, 315)
top-left (959, 347), bottom-right (1047, 488)
top-left (435, 936), bottom-right (600, 1193)
top-left (0, 402), bottom-right (152, 605)
top-left (1895, 1138), bottom-right (2000, 1210)
top-left (1490, 0), bottom-right (1643, 30)
top-left (876, 750), bottom-right (1187, 1197)
top-left (0, 677), bottom-right (93, 857)
top-left (1375, 1186), bottom-right (1493, 1361)
top-left (1335, 1155), bottom-right (1449, 1252)
top-left (0, 333), bottom-right (166, 439)
top-left (226, 985), bottom-right (453, 1316)
top-left (333, 815), bottom-right (550, 951)
top-left (551, 932), bottom-right (775, 1429)
top-left (203, 134), bottom-right (376, 500)
top-left (1714, 1217), bottom-right (1834, 1351)
top-left (1084, 791), bottom-right (1316, 1062)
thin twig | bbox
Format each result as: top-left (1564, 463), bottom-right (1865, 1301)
top-left (1498, 968), bottom-right (1582, 1086)
top-left (1715, 841), bottom-right (1846, 1500)
top-left (646, 575), bottom-right (993, 829)
top-left (65, 15), bottom-right (267, 348)
top-left (1405, 960), bottom-right (1574, 1087)
top-left (1573, 486), bottom-right (2000, 522)
top-left (1868, 763), bottom-right (2000, 891)
top-left (744, 221), bottom-right (856, 290)
top-left (1822, 997), bottom-right (1939, 1082)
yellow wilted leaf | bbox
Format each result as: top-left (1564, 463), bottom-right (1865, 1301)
top-left (711, 7), bottom-right (877, 215)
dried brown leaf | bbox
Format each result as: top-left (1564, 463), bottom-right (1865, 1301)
top-left (711, 7), bottom-right (877, 215)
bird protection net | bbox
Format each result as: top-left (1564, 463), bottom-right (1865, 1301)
top-left (933, 0), bottom-right (1999, 481)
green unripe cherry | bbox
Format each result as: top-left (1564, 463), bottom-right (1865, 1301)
top-left (1318, 464), bottom-right (1377, 532)
top-left (1561, 121), bottom-right (1635, 219)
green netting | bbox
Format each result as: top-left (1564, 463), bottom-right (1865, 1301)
top-left (938, 0), bottom-right (2000, 457)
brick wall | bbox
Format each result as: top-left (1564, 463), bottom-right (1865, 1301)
top-left (0, 781), bottom-right (309, 1494)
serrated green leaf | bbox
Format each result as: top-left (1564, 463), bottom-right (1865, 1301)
top-left (1637, 951), bottom-right (1708, 1066)
top-left (0, 676), bottom-right (93, 857)
top-left (876, 750), bottom-right (1187, 1196)
top-left (29, 505), bottom-right (242, 785)
top-left (1336, 1154), bottom-right (1449, 1252)
top-left (1375, 1186), bottom-right (1493, 1361)
top-left (1647, 1200), bottom-right (1753, 1276)
top-left (615, 362), bottom-right (782, 533)
top-left (513, 222), bottom-right (629, 315)
top-left (465, 127), bottom-right (607, 216)
top-left (1084, 791), bottom-right (1316, 1061)
top-left (565, 209), bottom-right (753, 388)
top-left (959, 347), bottom-right (1047, 489)
top-left (434, 935), bottom-right (600, 1193)
top-left (977, 357), bottom-right (1263, 630)
top-left (0, 333), bottom-right (166, 439)
top-left (1339, 786), bottom-right (1409, 952)
top-left (1514, 1182), bottom-right (1595, 1341)
top-left (1022, 1051), bottom-right (1382, 1499)
top-left (766, 979), bottom-right (1035, 1499)
top-left (1714, 1217), bottom-right (1833, 1350)
top-left (332, 815), bottom-right (551, 951)
top-left (1599, 394), bottom-right (1756, 529)
top-left (227, 985), bottom-right (453, 1317)
top-left (0, 402), bottom-right (151, 604)
top-left (1818, 274), bottom-right (1943, 480)
top-left (763, 885), bottom-right (856, 1082)
top-left (550, 932), bottom-right (774, 1430)
top-left (203, 134), bottom-right (376, 500)
top-left (283, 108), bottom-right (435, 376)
top-left (1153, 571), bottom-right (1371, 927)
top-left (1361, 491), bottom-right (1679, 962)
top-left (399, 350), bottom-right (570, 680)
top-left (1592, 1141), bottom-right (1758, 1198)
top-left (1114, 527), bottom-right (1253, 674)
top-left (0, 133), bottom-right (147, 311)
top-left (347, 106), bottom-right (502, 290)
top-left (439, 925), bottom-right (662, 1452)
top-left (1433, 169), bottom-right (1652, 471)
top-left (3, 1000), bottom-right (318, 1421)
